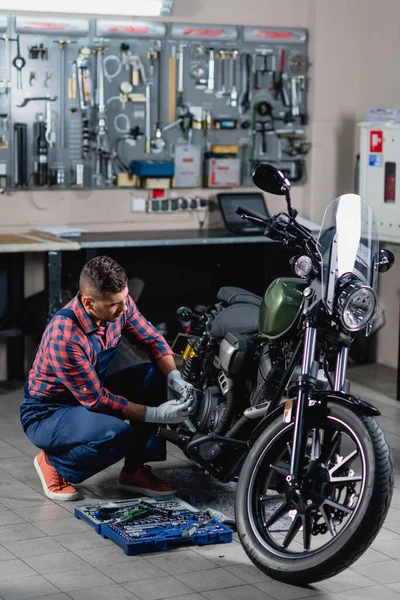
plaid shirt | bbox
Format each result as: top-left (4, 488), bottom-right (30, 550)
top-left (26, 294), bottom-right (173, 417)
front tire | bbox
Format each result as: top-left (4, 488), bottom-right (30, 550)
top-left (235, 402), bottom-right (393, 585)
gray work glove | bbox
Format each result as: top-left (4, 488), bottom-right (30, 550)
top-left (167, 369), bottom-right (196, 407)
top-left (144, 396), bottom-right (193, 424)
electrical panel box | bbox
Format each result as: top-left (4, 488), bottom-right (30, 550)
top-left (359, 121), bottom-right (400, 243)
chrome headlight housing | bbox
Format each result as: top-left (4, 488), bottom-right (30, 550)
top-left (293, 255), bottom-right (313, 278)
top-left (336, 281), bottom-right (377, 332)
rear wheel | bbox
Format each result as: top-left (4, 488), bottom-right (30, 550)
top-left (235, 402), bottom-right (393, 585)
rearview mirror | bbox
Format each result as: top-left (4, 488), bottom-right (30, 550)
top-left (377, 249), bottom-right (395, 273)
top-left (252, 163), bottom-right (291, 196)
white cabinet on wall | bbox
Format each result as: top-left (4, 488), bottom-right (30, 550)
top-left (359, 121), bottom-right (400, 243)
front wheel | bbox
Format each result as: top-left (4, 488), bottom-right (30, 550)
top-left (235, 402), bottom-right (393, 585)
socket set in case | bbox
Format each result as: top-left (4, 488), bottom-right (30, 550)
top-left (75, 496), bottom-right (233, 555)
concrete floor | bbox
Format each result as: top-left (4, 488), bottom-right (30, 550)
top-left (1, 373), bottom-right (400, 600)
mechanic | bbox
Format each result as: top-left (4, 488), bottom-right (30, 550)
top-left (20, 255), bottom-right (195, 501)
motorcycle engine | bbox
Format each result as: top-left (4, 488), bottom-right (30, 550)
top-left (191, 385), bottom-right (226, 434)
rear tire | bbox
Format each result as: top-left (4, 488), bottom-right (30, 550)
top-left (235, 402), bottom-right (393, 585)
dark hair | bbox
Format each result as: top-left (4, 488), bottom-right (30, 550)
top-left (79, 256), bottom-right (128, 295)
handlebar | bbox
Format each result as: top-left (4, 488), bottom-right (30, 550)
top-left (235, 205), bottom-right (270, 226)
top-left (236, 205), bottom-right (320, 269)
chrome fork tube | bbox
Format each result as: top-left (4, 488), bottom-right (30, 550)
top-left (289, 326), bottom-right (317, 485)
top-left (334, 346), bottom-right (349, 392)
top-left (301, 327), bottom-right (317, 376)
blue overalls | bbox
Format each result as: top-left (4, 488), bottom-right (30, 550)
top-left (20, 308), bottom-right (167, 484)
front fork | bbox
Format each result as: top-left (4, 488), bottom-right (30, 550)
top-left (288, 327), bottom-right (349, 487)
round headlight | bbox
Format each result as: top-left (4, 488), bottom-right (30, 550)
top-left (293, 255), bottom-right (312, 278)
top-left (338, 283), bottom-right (377, 332)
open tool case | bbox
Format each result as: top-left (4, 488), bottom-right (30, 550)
top-left (75, 496), bottom-right (233, 555)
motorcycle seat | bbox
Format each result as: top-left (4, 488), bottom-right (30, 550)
top-left (217, 286), bottom-right (262, 307)
top-left (211, 302), bottom-right (259, 339)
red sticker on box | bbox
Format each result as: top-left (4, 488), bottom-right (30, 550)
top-left (370, 131), bottom-right (383, 153)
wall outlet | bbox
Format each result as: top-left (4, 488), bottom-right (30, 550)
top-left (131, 197), bottom-right (147, 212)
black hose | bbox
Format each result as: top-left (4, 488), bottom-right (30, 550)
top-left (214, 387), bottom-right (235, 436)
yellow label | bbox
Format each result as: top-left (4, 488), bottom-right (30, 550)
top-left (211, 145), bottom-right (238, 154)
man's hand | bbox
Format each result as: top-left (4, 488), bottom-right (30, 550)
top-left (144, 396), bottom-right (193, 424)
top-left (167, 369), bottom-right (196, 406)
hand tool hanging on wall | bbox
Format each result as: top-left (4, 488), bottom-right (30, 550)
top-left (1, 35), bottom-right (26, 90)
top-left (150, 47), bottom-right (165, 154)
top-left (93, 38), bottom-right (112, 186)
top-left (274, 49), bottom-right (290, 107)
top-left (168, 45), bottom-right (177, 123)
top-left (229, 50), bottom-right (239, 107)
top-left (217, 50), bottom-right (228, 97)
top-left (13, 36), bottom-right (26, 90)
top-left (53, 40), bottom-right (77, 149)
top-left (76, 47), bottom-right (94, 160)
top-left (238, 53), bottom-right (252, 114)
top-left (44, 71), bottom-right (52, 88)
top-left (0, 115), bottom-right (9, 150)
top-left (120, 43), bottom-right (146, 88)
top-left (145, 82), bottom-right (152, 155)
top-left (13, 123), bottom-right (28, 187)
top-left (289, 53), bottom-right (305, 74)
top-left (254, 51), bottom-right (275, 90)
top-left (29, 44), bottom-right (48, 59)
top-left (147, 40), bottom-right (161, 77)
top-left (176, 43), bottom-right (185, 109)
top-left (162, 106), bottom-right (194, 143)
top-left (33, 115), bottom-right (49, 186)
top-left (251, 100), bottom-right (274, 167)
top-left (290, 76), bottom-right (300, 119)
top-left (68, 62), bottom-right (77, 100)
top-left (17, 96), bottom-right (58, 147)
top-left (206, 48), bottom-right (215, 93)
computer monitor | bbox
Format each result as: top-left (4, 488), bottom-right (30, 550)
top-left (217, 192), bottom-right (270, 235)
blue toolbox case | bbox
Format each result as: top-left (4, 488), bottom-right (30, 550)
top-left (130, 160), bottom-right (174, 178)
top-left (75, 496), bottom-right (233, 555)
top-left (74, 496), bottom-right (196, 534)
top-left (101, 512), bottom-right (233, 556)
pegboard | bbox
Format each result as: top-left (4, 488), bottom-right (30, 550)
top-left (0, 16), bottom-right (310, 192)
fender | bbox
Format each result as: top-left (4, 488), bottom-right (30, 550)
top-left (249, 390), bottom-right (380, 445)
top-left (311, 390), bottom-right (380, 416)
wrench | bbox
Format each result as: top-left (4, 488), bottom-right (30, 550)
top-left (145, 83), bottom-right (152, 155)
top-left (206, 48), bottom-right (215, 93)
top-left (238, 53), bottom-right (252, 114)
top-left (229, 50), bottom-right (239, 107)
top-left (177, 44), bottom-right (185, 108)
top-left (17, 96), bottom-right (58, 147)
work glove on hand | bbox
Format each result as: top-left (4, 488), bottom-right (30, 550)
top-left (144, 396), bottom-right (193, 424)
top-left (167, 369), bottom-right (196, 409)
top-left (167, 369), bottom-right (195, 400)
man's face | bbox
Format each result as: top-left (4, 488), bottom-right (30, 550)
top-left (82, 286), bottom-right (129, 324)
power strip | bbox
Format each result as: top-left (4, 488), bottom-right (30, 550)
top-left (148, 197), bottom-right (208, 213)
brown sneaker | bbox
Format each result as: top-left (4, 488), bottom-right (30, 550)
top-left (34, 450), bottom-right (79, 501)
top-left (118, 465), bottom-right (178, 497)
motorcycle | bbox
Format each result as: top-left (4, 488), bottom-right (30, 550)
top-left (161, 162), bottom-right (395, 584)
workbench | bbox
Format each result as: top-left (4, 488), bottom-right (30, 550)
top-left (0, 231), bottom-right (80, 380)
top-left (60, 227), bottom-right (297, 346)
top-left (1, 221), bottom-right (320, 381)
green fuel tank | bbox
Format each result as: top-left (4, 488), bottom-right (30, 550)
top-left (259, 278), bottom-right (308, 339)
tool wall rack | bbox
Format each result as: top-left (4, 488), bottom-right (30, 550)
top-left (0, 16), bottom-right (309, 192)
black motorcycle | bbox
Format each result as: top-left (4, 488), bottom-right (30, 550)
top-left (162, 163), bottom-right (394, 584)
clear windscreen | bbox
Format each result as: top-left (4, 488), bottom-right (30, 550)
top-left (317, 194), bottom-right (379, 311)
